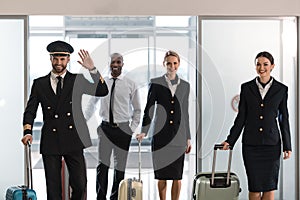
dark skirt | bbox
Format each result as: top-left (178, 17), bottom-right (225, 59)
top-left (242, 144), bottom-right (281, 192)
top-left (152, 146), bottom-right (185, 180)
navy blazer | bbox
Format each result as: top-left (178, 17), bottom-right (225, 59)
top-left (226, 78), bottom-right (292, 151)
top-left (23, 71), bottom-right (108, 155)
top-left (142, 76), bottom-right (191, 150)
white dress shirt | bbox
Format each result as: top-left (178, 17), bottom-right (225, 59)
top-left (50, 71), bottom-right (67, 94)
top-left (256, 77), bottom-right (273, 100)
top-left (87, 74), bottom-right (141, 132)
top-left (164, 74), bottom-right (181, 97)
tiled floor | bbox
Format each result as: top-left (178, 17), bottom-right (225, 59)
top-left (32, 144), bottom-right (196, 200)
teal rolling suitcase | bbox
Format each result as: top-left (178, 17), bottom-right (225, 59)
top-left (192, 144), bottom-right (241, 200)
top-left (5, 186), bottom-right (37, 200)
top-left (5, 142), bottom-right (37, 200)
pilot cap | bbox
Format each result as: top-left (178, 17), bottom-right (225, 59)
top-left (46, 40), bottom-right (74, 56)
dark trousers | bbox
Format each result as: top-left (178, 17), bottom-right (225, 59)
top-left (42, 150), bottom-right (87, 200)
top-left (96, 122), bottom-right (132, 200)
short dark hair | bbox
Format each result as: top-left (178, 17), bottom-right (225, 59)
top-left (255, 51), bottom-right (274, 65)
top-left (110, 53), bottom-right (123, 61)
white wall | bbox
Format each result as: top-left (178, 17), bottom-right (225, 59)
top-left (0, 0), bottom-right (300, 15)
top-left (0, 18), bottom-right (25, 198)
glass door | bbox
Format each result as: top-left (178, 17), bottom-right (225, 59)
top-left (29, 16), bottom-right (197, 200)
top-left (68, 22), bottom-right (198, 199)
top-left (198, 17), bottom-right (297, 200)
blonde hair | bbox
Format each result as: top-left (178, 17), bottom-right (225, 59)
top-left (164, 50), bottom-right (180, 63)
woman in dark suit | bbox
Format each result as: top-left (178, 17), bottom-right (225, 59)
top-left (222, 51), bottom-right (292, 200)
top-left (136, 50), bottom-right (192, 200)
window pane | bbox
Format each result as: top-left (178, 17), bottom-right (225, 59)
top-left (29, 15), bottom-right (64, 27)
top-left (156, 16), bottom-right (191, 27)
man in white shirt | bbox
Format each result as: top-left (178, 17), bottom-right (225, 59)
top-left (91, 53), bottom-right (142, 200)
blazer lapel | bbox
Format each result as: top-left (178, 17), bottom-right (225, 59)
top-left (174, 80), bottom-right (186, 100)
top-left (40, 73), bottom-right (57, 105)
top-left (160, 76), bottom-right (169, 88)
top-left (248, 79), bottom-right (262, 100)
top-left (156, 76), bottom-right (172, 96)
top-left (263, 79), bottom-right (280, 101)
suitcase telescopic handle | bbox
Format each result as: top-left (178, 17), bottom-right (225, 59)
top-left (25, 141), bottom-right (33, 189)
top-left (214, 144), bottom-right (232, 150)
top-left (138, 140), bottom-right (142, 182)
top-left (211, 144), bottom-right (232, 187)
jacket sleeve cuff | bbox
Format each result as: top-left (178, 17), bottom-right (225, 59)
top-left (23, 129), bottom-right (32, 136)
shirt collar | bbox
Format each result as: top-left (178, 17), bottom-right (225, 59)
top-left (164, 74), bottom-right (180, 85)
top-left (255, 76), bottom-right (273, 89)
top-left (109, 74), bottom-right (124, 80)
top-left (51, 71), bottom-right (67, 80)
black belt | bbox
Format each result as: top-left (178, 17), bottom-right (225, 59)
top-left (101, 121), bottom-right (129, 128)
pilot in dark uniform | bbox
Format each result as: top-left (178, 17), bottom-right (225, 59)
top-left (21, 41), bottom-right (108, 200)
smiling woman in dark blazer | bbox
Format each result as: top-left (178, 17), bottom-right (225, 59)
top-left (222, 51), bottom-right (292, 200)
top-left (136, 50), bottom-right (192, 200)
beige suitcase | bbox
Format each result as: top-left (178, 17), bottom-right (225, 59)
top-left (118, 141), bottom-right (143, 200)
top-left (118, 178), bottom-right (143, 200)
top-left (192, 144), bottom-right (241, 200)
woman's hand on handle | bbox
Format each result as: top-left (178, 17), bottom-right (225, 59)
top-left (283, 151), bottom-right (292, 160)
top-left (185, 139), bottom-right (192, 154)
top-left (221, 141), bottom-right (230, 150)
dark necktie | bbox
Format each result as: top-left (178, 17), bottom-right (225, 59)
top-left (109, 78), bottom-right (117, 124)
top-left (56, 76), bottom-right (62, 96)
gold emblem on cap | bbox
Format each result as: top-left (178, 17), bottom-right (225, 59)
top-left (50, 52), bottom-right (71, 55)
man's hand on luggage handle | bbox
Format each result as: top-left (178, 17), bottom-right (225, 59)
top-left (21, 134), bottom-right (33, 146)
top-left (136, 133), bottom-right (146, 142)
